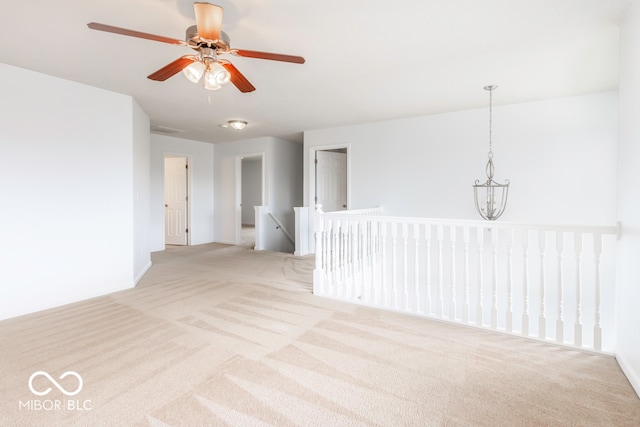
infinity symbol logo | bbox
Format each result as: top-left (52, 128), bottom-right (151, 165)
top-left (28, 371), bottom-right (83, 396)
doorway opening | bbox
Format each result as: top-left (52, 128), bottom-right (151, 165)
top-left (164, 155), bottom-right (190, 246)
top-left (237, 153), bottom-right (265, 247)
top-left (314, 147), bottom-right (348, 212)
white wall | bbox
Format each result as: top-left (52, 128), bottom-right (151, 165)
top-left (616, 0), bottom-right (640, 396)
top-left (214, 137), bottom-right (302, 251)
top-left (0, 63), bottom-right (144, 320)
top-left (304, 92), bottom-right (618, 226)
top-left (132, 100), bottom-right (151, 282)
top-left (149, 134), bottom-right (215, 251)
top-left (241, 158), bottom-right (262, 225)
top-left (271, 139), bottom-right (303, 251)
top-left (214, 138), bottom-right (267, 244)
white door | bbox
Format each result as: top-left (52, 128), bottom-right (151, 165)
top-left (164, 157), bottom-right (188, 245)
top-left (316, 150), bottom-right (347, 212)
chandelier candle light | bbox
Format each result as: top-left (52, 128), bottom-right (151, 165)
top-left (473, 85), bottom-right (510, 221)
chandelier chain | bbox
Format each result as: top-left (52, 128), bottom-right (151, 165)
top-left (488, 87), bottom-right (493, 155)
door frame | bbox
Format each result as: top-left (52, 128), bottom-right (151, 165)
top-left (308, 144), bottom-right (350, 212)
top-left (235, 152), bottom-right (266, 245)
top-left (163, 153), bottom-right (192, 246)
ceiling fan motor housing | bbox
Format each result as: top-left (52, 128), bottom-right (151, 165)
top-left (186, 25), bottom-right (230, 52)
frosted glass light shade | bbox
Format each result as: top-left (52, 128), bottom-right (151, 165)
top-left (209, 61), bottom-right (231, 85)
top-left (203, 70), bottom-right (221, 90)
top-left (228, 120), bottom-right (247, 130)
top-left (182, 61), bottom-right (205, 83)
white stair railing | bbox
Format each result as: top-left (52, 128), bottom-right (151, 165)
top-left (268, 211), bottom-right (294, 245)
top-left (313, 209), bottom-right (618, 353)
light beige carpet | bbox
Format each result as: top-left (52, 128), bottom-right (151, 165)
top-left (1, 243), bottom-right (638, 426)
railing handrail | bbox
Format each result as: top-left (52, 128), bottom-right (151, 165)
top-left (317, 205), bottom-right (384, 216)
top-left (318, 212), bottom-right (618, 236)
top-left (268, 211), bottom-right (295, 244)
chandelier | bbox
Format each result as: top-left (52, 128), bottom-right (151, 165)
top-left (473, 85), bottom-right (510, 221)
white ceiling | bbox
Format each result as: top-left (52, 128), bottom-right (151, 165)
top-left (0, 0), bottom-right (632, 143)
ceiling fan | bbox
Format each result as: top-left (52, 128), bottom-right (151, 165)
top-left (87, 2), bottom-right (305, 93)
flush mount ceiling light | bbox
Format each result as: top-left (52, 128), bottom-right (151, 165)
top-left (227, 120), bottom-right (247, 130)
top-left (473, 85), bottom-right (510, 221)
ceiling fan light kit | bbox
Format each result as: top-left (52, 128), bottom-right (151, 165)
top-left (181, 47), bottom-right (230, 90)
top-left (87, 2), bottom-right (305, 94)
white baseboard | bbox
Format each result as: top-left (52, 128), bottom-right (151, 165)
top-left (134, 261), bottom-right (153, 285)
top-left (616, 353), bottom-right (640, 399)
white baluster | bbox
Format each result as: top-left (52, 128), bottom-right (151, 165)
top-left (538, 230), bottom-right (547, 340)
top-left (449, 226), bottom-right (457, 321)
top-left (522, 229), bottom-right (530, 336)
top-left (414, 224), bottom-right (421, 313)
top-left (574, 232), bottom-right (583, 347)
top-left (322, 218), bottom-right (329, 293)
top-left (437, 224), bottom-right (445, 317)
top-left (357, 220), bottom-right (364, 301)
top-left (313, 210), bottom-right (325, 295)
top-left (491, 228), bottom-right (498, 330)
top-left (463, 226), bottom-right (471, 324)
top-left (506, 229), bottom-right (513, 333)
top-left (402, 223), bottom-right (409, 310)
top-left (332, 219), bottom-right (340, 297)
top-left (476, 227), bottom-right (485, 326)
top-left (362, 220), bottom-right (369, 301)
top-left (380, 222), bottom-right (388, 306)
top-left (352, 220), bottom-right (360, 301)
top-left (365, 220), bottom-right (373, 304)
top-left (370, 220), bottom-right (379, 305)
top-left (556, 231), bottom-right (564, 344)
top-left (425, 224), bottom-right (432, 315)
top-left (347, 220), bottom-right (353, 297)
top-left (391, 222), bottom-right (398, 309)
top-left (340, 220), bottom-right (347, 292)
top-left (341, 220), bottom-right (348, 292)
top-left (593, 233), bottom-right (603, 351)
top-left (322, 218), bottom-right (330, 291)
top-left (371, 221), bottom-right (384, 304)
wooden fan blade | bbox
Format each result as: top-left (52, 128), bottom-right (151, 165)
top-left (220, 62), bottom-right (256, 93)
top-left (87, 22), bottom-right (184, 45)
top-left (194, 2), bottom-right (223, 41)
top-left (233, 49), bottom-right (305, 64)
top-left (148, 57), bottom-right (195, 81)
